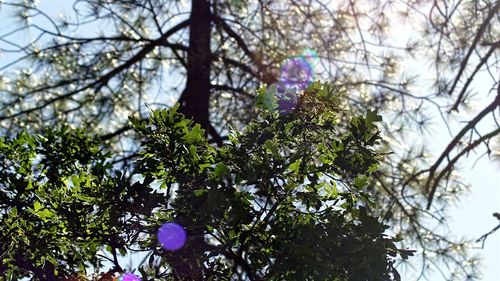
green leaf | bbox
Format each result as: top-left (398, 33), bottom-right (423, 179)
top-left (365, 109), bottom-right (382, 129)
top-left (118, 247), bottom-right (127, 256)
top-left (194, 188), bottom-right (208, 197)
top-left (26, 179), bottom-right (33, 190)
top-left (71, 175), bottom-right (80, 186)
top-left (34, 201), bottom-right (42, 211)
top-left (182, 124), bottom-right (205, 143)
top-left (128, 116), bottom-right (146, 131)
top-left (21, 234), bottom-right (30, 246)
top-left (288, 159), bottom-right (301, 174)
top-left (46, 254), bottom-right (57, 266)
top-left (367, 162), bottom-right (379, 173)
top-left (6, 269), bottom-right (13, 281)
top-left (10, 207), bottom-right (17, 218)
top-left (40, 209), bottom-right (54, 218)
top-left (228, 127), bottom-right (240, 144)
top-left (354, 174), bottom-right (368, 189)
top-left (199, 163), bottom-right (212, 171)
top-left (213, 162), bottom-right (229, 179)
top-left (264, 139), bottom-right (279, 157)
top-left (324, 181), bottom-right (338, 198)
top-left (36, 209), bottom-right (55, 222)
top-left (255, 84), bottom-right (278, 112)
top-left (174, 118), bottom-right (191, 129)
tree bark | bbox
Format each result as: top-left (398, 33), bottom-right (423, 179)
top-left (179, 0), bottom-right (212, 132)
top-left (168, 1), bottom-right (215, 279)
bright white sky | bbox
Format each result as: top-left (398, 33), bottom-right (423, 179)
top-left (384, 5), bottom-right (500, 280)
top-left (0, 0), bottom-right (498, 280)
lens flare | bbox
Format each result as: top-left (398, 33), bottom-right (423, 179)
top-left (113, 273), bottom-right (141, 281)
top-left (278, 49), bottom-right (317, 91)
top-left (301, 48), bottom-right (318, 61)
top-left (276, 88), bottom-right (299, 114)
top-left (279, 57), bottom-right (313, 90)
top-left (157, 222), bottom-right (187, 251)
top-left (276, 49), bottom-right (317, 113)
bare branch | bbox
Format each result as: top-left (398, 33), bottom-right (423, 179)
top-left (425, 93), bottom-right (500, 209)
top-left (447, 1), bottom-right (500, 112)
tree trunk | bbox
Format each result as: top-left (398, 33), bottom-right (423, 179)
top-left (179, 0), bottom-right (212, 131)
top-left (169, 1), bottom-right (214, 279)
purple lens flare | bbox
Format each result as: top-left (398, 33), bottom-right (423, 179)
top-left (157, 222), bottom-right (187, 251)
top-left (275, 49), bottom-right (318, 114)
top-left (279, 57), bottom-right (313, 90)
top-left (278, 49), bottom-right (317, 91)
top-left (115, 273), bottom-right (141, 281)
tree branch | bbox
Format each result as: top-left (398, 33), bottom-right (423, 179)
top-left (449, 45), bottom-right (497, 112)
top-left (212, 14), bottom-right (274, 83)
top-left (425, 94), bottom-right (500, 208)
top-left (447, 1), bottom-right (500, 111)
top-left (475, 214), bottom-right (500, 249)
top-left (0, 19), bottom-right (190, 121)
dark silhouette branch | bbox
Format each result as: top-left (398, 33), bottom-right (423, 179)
top-left (447, 1), bottom-right (500, 112)
top-left (425, 93), bottom-right (500, 209)
top-left (449, 45), bottom-right (497, 113)
top-left (0, 19), bottom-right (190, 121)
top-left (475, 213), bottom-right (500, 249)
top-left (101, 125), bottom-right (132, 141)
top-left (427, 127), bottom-right (500, 209)
top-left (212, 14), bottom-right (276, 84)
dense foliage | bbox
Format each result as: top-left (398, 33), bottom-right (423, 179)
top-left (0, 83), bottom-right (412, 280)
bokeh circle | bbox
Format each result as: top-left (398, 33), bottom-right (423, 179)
top-left (279, 57), bottom-right (313, 90)
top-left (278, 49), bottom-right (317, 91)
top-left (114, 273), bottom-right (141, 281)
top-left (157, 222), bottom-right (187, 251)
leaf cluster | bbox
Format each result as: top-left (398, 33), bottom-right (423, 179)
top-left (0, 83), bottom-right (412, 280)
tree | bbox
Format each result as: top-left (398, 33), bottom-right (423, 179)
top-left (0, 83), bottom-right (413, 280)
top-left (0, 0), bottom-right (498, 279)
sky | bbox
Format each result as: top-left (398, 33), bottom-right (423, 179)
top-left (0, 0), bottom-right (498, 280)
top-left (381, 4), bottom-right (500, 280)
top-left (419, 107), bottom-right (500, 280)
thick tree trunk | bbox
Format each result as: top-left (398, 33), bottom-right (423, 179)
top-left (179, 0), bottom-right (212, 131)
top-left (169, 1), bottom-right (214, 279)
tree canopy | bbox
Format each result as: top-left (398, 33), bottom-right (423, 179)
top-left (0, 0), bottom-right (498, 279)
top-left (1, 82), bottom-right (413, 280)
